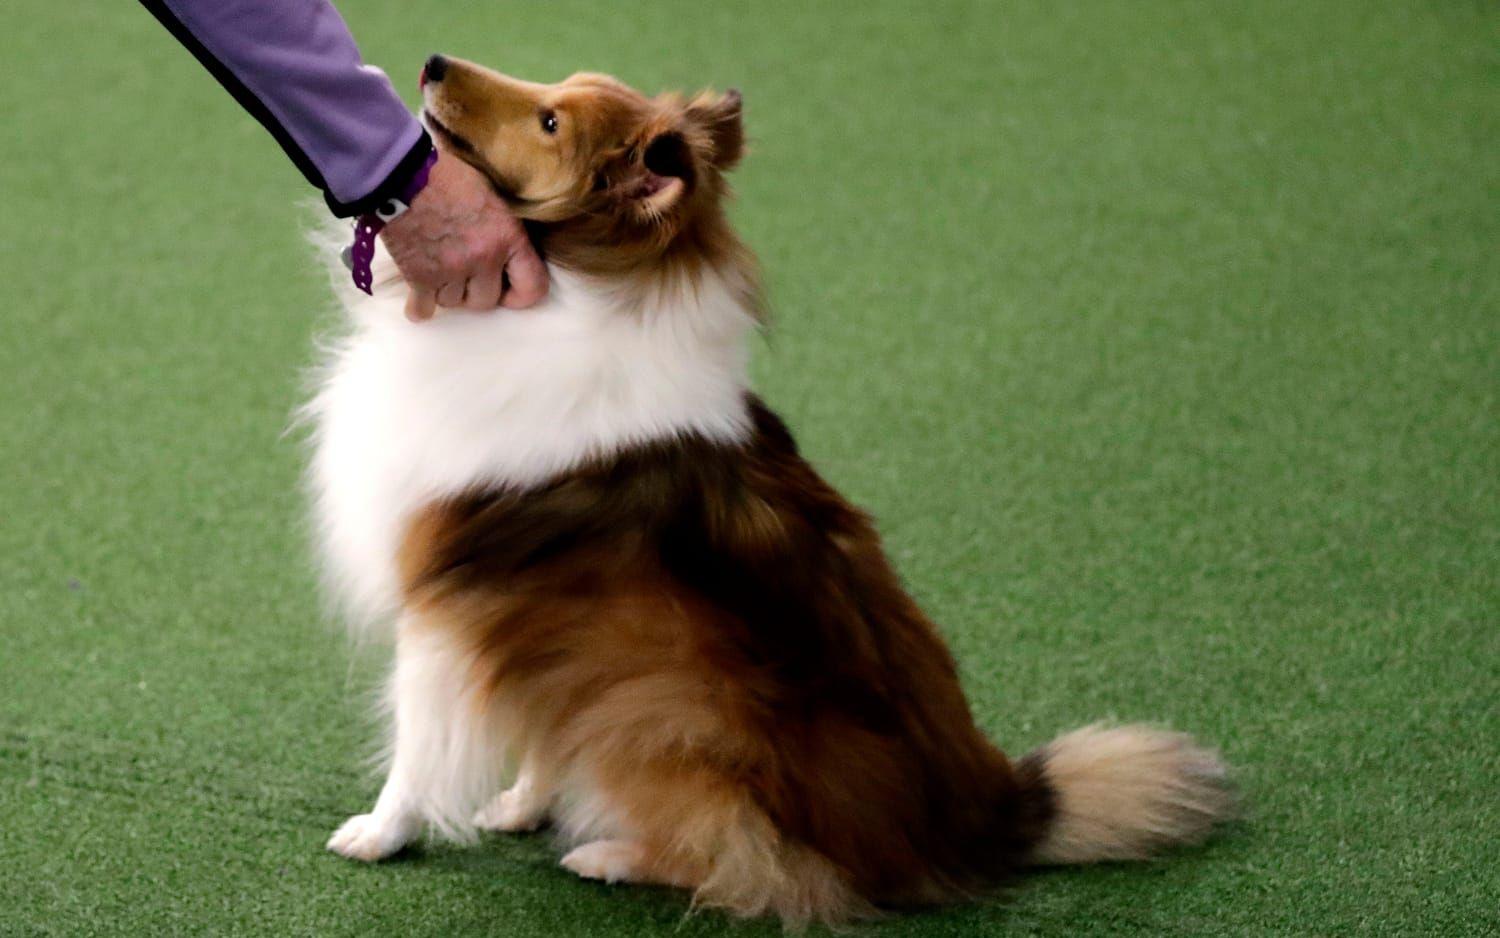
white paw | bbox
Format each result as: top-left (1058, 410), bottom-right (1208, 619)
top-left (560, 840), bottom-right (645, 884)
top-left (473, 786), bottom-right (547, 833)
top-left (326, 812), bottom-right (417, 862)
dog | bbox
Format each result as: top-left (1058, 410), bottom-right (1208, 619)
top-left (307, 55), bottom-right (1234, 927)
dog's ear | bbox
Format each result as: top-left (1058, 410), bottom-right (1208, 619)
top-left (685, 89), bottom-right (744, 171)
top-left (641, 130), bottom-right (694, 188)
top-left (627, 129), bottom-right (694, 214)
top-left (608, 91), bottom-right (742, 220)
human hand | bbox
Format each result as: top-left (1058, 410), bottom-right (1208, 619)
top-left (379, 152), bottom-right (548, 322)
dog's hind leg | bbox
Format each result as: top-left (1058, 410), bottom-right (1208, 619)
top-left (328, 615), bottom-right (502, 861)
top-left (560, 839), bottom-right (703, 888)
top-left (553, 757), bottom-right (863, 925)
top-left (474, 753), bottom-right (554, 833)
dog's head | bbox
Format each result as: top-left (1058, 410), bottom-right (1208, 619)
top-left (420, 55), bottom-right (744, 272)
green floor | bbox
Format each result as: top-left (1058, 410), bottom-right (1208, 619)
top-left (3, 1), bottom-right (1497, 935)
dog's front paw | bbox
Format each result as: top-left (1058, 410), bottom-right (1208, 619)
top-left (473, 786), bottom-right (548, 833)
top-left (326, 812), bottom-right (417, 862)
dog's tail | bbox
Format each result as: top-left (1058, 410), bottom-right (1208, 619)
top-left (1017, 723), bottom-right (1234, 865)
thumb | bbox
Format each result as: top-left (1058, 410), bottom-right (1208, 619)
top-left (500, 241), bottom-right (549, 310)
top-left (405, 285), bottom-right (438, 322)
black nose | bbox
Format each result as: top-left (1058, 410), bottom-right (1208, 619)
top-left (423, 54), bottom-right (448, 83)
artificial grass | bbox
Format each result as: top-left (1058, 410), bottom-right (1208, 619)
top-left (2, 1), bottom-right (1496, 934)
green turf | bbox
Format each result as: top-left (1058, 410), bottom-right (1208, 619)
top-left (2, 1), bottom-right (1497, 934)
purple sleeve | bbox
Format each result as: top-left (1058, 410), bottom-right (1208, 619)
top-left (143, 0), bottom-right (432, 217)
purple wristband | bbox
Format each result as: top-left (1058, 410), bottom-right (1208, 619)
top-left (346, 148), bottom-right (439, 294)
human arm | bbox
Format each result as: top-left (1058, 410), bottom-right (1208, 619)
top-left (141, 0), bottom-right (546, 312)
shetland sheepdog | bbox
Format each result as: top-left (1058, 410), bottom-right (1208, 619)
top-left (308, 56), bottom-right (1233, 927)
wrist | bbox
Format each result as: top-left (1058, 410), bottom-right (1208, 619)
top-left (344, 148), bottom-right (439, 294)
top-left (325, 129), bottom-right (436, 218)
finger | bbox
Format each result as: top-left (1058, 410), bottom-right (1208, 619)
top-left (405, 285), bottom-right (437, 323)
top-left (436, 280), bottom-right (466, 309)
top-left (500, 242), bottom-right (548, 309)
top-left (463, 265), bottom-right (503, 311)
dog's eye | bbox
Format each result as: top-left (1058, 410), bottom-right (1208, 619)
top-left (540, 110), bottom-right (558, 135)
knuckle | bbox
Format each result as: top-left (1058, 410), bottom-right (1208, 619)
top-left (438, 243), bottom-right (469, 271)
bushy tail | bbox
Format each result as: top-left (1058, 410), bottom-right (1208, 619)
top-left (1021, 723), bottom-right (1235, 865)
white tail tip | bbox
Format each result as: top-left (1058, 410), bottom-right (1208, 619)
top-left (1028, 723), bottom-right (1235, 865)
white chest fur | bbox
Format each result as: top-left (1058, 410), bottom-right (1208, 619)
top-left (304, 265), bottom-right (755, 629)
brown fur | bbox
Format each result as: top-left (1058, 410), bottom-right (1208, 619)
top-left (424, 62), bottom-right (759, 312)
top-left (396, 59), bottom-right (1233, 926)
top-left (400, 402), bottom-right (1050, 922)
